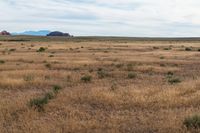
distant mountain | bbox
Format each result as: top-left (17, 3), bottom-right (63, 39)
top-left (47, 31), bottom-right (71, 37)
top-left (13, 30), bottom-right (51, 36)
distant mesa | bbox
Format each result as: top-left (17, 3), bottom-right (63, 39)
top-left (0, 30), bottom-right (11, 35)
top-left (47, 31), bottom-right (71, 37)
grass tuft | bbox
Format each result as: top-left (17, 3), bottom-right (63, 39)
top-left (127, 72), bottom-right (137, 79)
top-left (183, 115), bottom-right (200, 129)
top-left (81, 75), bottom-right (92, 82)
top-left (37, 47), bottom-right (46, 52)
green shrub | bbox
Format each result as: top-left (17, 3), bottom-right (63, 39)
top-left (45, 63), bottom-right (51, 69)
top-left (53, 85), bottom-right (62, 93)
top-left (160, 56), bottom-right (165, 59)
top-left (183, 115), bottom-right (200, 129)
top-left (168, 77), bottom-right (181, 84)
top-left (29, 96), bottom-right (49, 112)
top-left (164, 47), bottom-right (171, 50)
top-left (167, 71), bottom-right (174, 76)
top-left (49, 55), bottom-right (54, 57)
top-left (45, 92), bottom-right (54, 100)
top-left (0, 60), bottom-right (5, 64)
top-left (127, 72), bottom-right (137, 79)
top-left (160, 64), bottom-right (166, 67)
top-left (29, 85), bottom-right (62, 112)
top-left (97, 69), bottom-right (109, 79)
top-left (153, 46), bottom-right (159, 49)
top-left (116, 64), bottom-right (123, 68)
top-left (185, 47), bottom-right (192, 51)
top-left (81, 75), bottom-right (92, 82)
top-left (9, 48), bottom-right (16, 52)
top-left (37, 47), bottom-right (46, 52)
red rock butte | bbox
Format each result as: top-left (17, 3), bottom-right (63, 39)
top-left (0, 30), bottom-right (11, 35)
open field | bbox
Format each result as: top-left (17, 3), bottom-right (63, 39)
top-left (0, 36), bottom-right (200, 133)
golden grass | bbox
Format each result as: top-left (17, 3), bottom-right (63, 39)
top-left (0, 38), bottom-right (200, 132)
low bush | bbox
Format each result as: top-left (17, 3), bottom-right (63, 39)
top-left (127, 72), bottom-right (137, 79)
top-left (163, 47), bottom-right (171, 50)
top-left (45, 63), bottom-right (51, 69)
top-left (185, 47), bottom-right (192, 51)
top-left (97, 69), bottom-right (109, 79)
top-left (29, 96), bottom-right (49, 112)
top-left (49, 55), bottom-right (54, 57)
top-left (53, 85), bottom-right (62, 93)
top-left (81, 75), bottom-right (92, 82)
top-left (9, 48), bottom-right (16, 52)
top-left (29, 85), bottom-right (62, 112)
top-left (160, 56), bottom-right (165, 59)
top-left (37, 47), bottom-right (46, 52)
top-left (0, 60), bottom-right (5, 64)
top-left (153, 46), bottom-right (159, 49)
top-left (168, 77), bottom-right (181, 84)
top-left (183, 115), bottom-right (200, 129)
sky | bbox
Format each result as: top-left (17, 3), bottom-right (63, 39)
top-left (1, 0), bottom-right (200, 37)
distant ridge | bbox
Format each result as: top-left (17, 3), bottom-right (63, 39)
top-left (12, 30), bottom-right (51, 36)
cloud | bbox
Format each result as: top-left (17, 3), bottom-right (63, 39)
top-left (1, 0), bottom-right (200, 36)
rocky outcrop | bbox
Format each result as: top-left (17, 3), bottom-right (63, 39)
top-left (0, 31), bottom-right (11, 35)
top-left (47, 31), bottom-right (71, 37)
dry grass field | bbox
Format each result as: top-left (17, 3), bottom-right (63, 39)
top-left (0, 36), bottom-right (200, 133)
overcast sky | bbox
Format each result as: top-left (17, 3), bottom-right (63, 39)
top-left (1, 0), bottom-right (200, 36)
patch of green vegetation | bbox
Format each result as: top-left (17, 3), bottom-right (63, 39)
top-left (115, 64), bottom-right (124, 68)
top-left (167, 71), bottom-right (174, 76)
top-left (183, 115), bottom-right (200, 129)
top-left (127, 72), bottom-right (137, 79)
top-left (168, 77), bottom-right (181, 84)
top-left (9, 48), bottom-right (16, 52)
top-left (37, 47), bottom-right (46, 52)
top-left (53, 85), bottom-right (62, 93)
top-left (185, 47), bottom-right (192, 51)
top-left (81, 75), bottom-right (92, 82)
top-left (97, 69), bottom-right (109, 79)
top-left (166, 72), bottom-right (181, 84)
top-left (29, 96), bottom-right (49, 112)
top-left (153, 46), bottom-right (159, 49)
top-left (45, 63), bottom-right (51, 69)
top-left (29, 85), bottom-right (62, 112)
top-left (163, 47), bottom-right (171, 50)
top-left (160, 56), bottom-right (165, 59)
top-left (0, 60), bottom-right (5, 64)
top-left (160, 64), bottom-right (166, 67)
top-left (49, 55), bottom-right (54, 57)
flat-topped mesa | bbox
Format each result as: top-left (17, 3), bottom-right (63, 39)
top-left (47, 31), bottom-right (72, 37)
top-left (0, 30), bottom-right (11, 35)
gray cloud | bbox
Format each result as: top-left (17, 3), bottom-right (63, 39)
top-left (1, 0), bottom-right (200, 36)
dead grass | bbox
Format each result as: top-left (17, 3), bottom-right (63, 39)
top-left (0, 37), bottom-right (200, 132)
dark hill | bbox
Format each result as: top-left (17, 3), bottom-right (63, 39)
top-left (47, 31), bottom-right (71, 37)
top-left (0, 31), bottom-right (11, 35)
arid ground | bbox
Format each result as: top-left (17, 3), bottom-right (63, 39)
top-left (0, 36), bottom-right (200, 133)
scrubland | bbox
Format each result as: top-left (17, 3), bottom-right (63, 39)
top-left (0, 36), bottom-right (200, 133)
